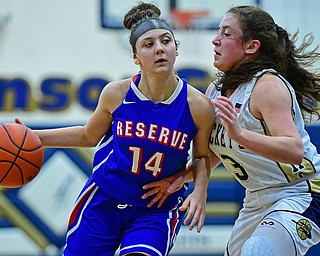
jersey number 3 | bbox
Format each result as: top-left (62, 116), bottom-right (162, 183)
top-left (221, 154), bottom-right (249, 181)
top-left (129, 146), bottom-right (164, 177)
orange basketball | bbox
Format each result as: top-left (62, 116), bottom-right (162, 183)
top-left (0, 123), bottom-right (44, 188)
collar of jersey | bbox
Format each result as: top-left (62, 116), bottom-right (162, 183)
top-left (130, 73), bottom-right (183, 105)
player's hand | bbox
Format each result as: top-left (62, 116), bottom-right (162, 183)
top-left (211, 96), bottom-right (243, 141)
top-left (179, 190), bottom-right (207, 233)
top-left (142, 175), bottom-right (185, 208)
top-left (14, 118), bottom-right (24, 125)
top-left (142, 179), bottom-right (171, 208)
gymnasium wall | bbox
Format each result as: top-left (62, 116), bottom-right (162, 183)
top-left (0, 1), bottom-right (319, 255)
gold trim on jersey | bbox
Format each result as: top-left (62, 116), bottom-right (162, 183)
top-left (260, 119), bottom-right (271, 136)
top-left (260, 116), bottom-right (318, 184)
top-left (277, 158), bottom-right (317, 183)
top-left (308, 177), bottom-right (320, 193)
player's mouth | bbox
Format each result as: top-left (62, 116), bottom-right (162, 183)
top-left (155, 58), bottom-right (167, 63)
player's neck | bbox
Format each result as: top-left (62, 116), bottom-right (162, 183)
top-left (138, 73), bottom-right (178, 103)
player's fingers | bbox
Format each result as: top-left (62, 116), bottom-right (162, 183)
top-left (188, 205), bottom-right (201, 230)
top-left (216, 96), bottom-right (234, 107)
top-left (14, 118), bottom-right (24, 125)
top-left (179, 197), bottom-right (190, 212)
top-left (196, 210), bottom-right (205, 233)
top-left (168, 176), bottom-right (184, 193)
top-left (157, 194), bottom-right (168, 208)
top-left (143, 181), bottom-right (161, 190)
top-left (182, 199), bottom-right (194, 225)
top-left (184, 208), bottom-right (196, 230)
top-left (147, 192), bottom-right (163, 208)
top-left (212, 101), bottom-right (230, 116)
top-left (141, 187), bottom-right (160, 199)
top-left (189, 216), bottom-right (198, 231)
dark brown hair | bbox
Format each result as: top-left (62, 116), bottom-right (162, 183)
top-left (123, 1), bottom-right (177, 52)
top-left (123, 1), bottom-right (161, 31)
top-left (216, 5), bottom-right (320, 120)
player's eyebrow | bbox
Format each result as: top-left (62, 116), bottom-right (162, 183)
top-left (140, 32), bottom-right (173, 42)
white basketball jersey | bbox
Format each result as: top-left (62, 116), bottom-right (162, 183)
top-left (208, 69), bottom-right (320, 192)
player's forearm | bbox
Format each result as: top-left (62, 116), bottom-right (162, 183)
top-left (183, 160), bottom-right (194, 182)
top-left (236, 129), bottom-right (303, 164)
top-left (34, 126), bottom-right (94, 148)
top-left (184, 157), bottom-right (210, 183)
top-left (191, 157), bottom-right (210, 195)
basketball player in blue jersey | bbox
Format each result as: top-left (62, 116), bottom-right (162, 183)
top-left (142, 5), bottom-right (320, 256)
top-left (15, 2), bottom-right (215, 256)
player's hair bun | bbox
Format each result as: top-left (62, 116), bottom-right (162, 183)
top-left (123, 2), bottom-right (161, 30)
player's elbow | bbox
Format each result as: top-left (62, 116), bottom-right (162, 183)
top-left (83, 137), bottom-right (101, 147)
top-left (289, 142), bottom-right (304, 165)
top-left (292, 152), bottom-right (304, 165)
top-left (80, 132), bottom-right (101, 147)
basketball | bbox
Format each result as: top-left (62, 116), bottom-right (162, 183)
top-left (0, 123), bottom-right (44, 188)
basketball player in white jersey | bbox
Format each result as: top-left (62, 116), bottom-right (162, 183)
top-left (142, 5), bottom-right (320, 256)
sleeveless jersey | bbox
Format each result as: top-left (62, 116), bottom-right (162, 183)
top-left (92, 74), bottom-right (197, 207)
top-left (208, 69), bottom-right (320, 192)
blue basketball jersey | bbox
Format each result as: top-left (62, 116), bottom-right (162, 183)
top-left (92, 74), bottom-right (197, 207)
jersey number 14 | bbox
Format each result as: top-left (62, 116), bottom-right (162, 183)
top-left (129, 146), bottom-right (164, 177)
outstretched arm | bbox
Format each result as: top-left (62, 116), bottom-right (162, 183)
top-left (142, 161), bottom-right (192, 208)
top-left (15, 81), bottom-right (128, 148)
top-left (172, 86), bottom-right (215, 233)
top-left (142, 152), bottom-right (221, 208)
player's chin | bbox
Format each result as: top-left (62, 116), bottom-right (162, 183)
top-left (213, 59), bottom-right (222, 69)
top-left (213, 62), bottom-right (229, 73)
top-left (153, 68), bottom-right (171, 75)
top-left (160, 66), bottom-right (177, 75)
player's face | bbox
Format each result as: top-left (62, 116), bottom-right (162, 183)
top-left (134, 29), bottom-right (178, 74)
top-left (212, 13), bottom-right (247, 72)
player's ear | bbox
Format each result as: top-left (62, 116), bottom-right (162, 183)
top-left (133, 53), bottom-right (140, 65)
top-left (245, 39), bottom-right (260, 55)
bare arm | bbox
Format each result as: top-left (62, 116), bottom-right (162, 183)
top-left (182, 151), bottom-right (221, 183)
top-left (211, 74), bottom-right (303, 164)
top-left (141, 150), bottom-right (220, 206)
top-left (16, 80), bottom-right (129, 148)
top-left (176, 86), bottom-right (215, 233)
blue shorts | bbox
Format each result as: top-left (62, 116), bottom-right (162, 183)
top-left (63, 178), bottom-right (186, 256)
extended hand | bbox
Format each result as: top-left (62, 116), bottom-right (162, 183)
top-left (211, 96), bottom-right (243, 141)
top-left (179, 191), bottom-right (206, 233)
top-left (142, 175), bottom-right (185, 208)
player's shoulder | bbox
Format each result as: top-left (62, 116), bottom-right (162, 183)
top-left (98, 78), bottom-right (132, 112)
top-left (103, 78), bottom-right (131, 94)
top-left (254, 72), bottom-right (286, 93)
top-left (186, 83), bottom-right (215, 124)
top-left (253, 72), bottom-right (292, 104)
top-left (100, 78), bottom-right (131, 100)
top-left (187, 83), bottom-right (211, 106)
